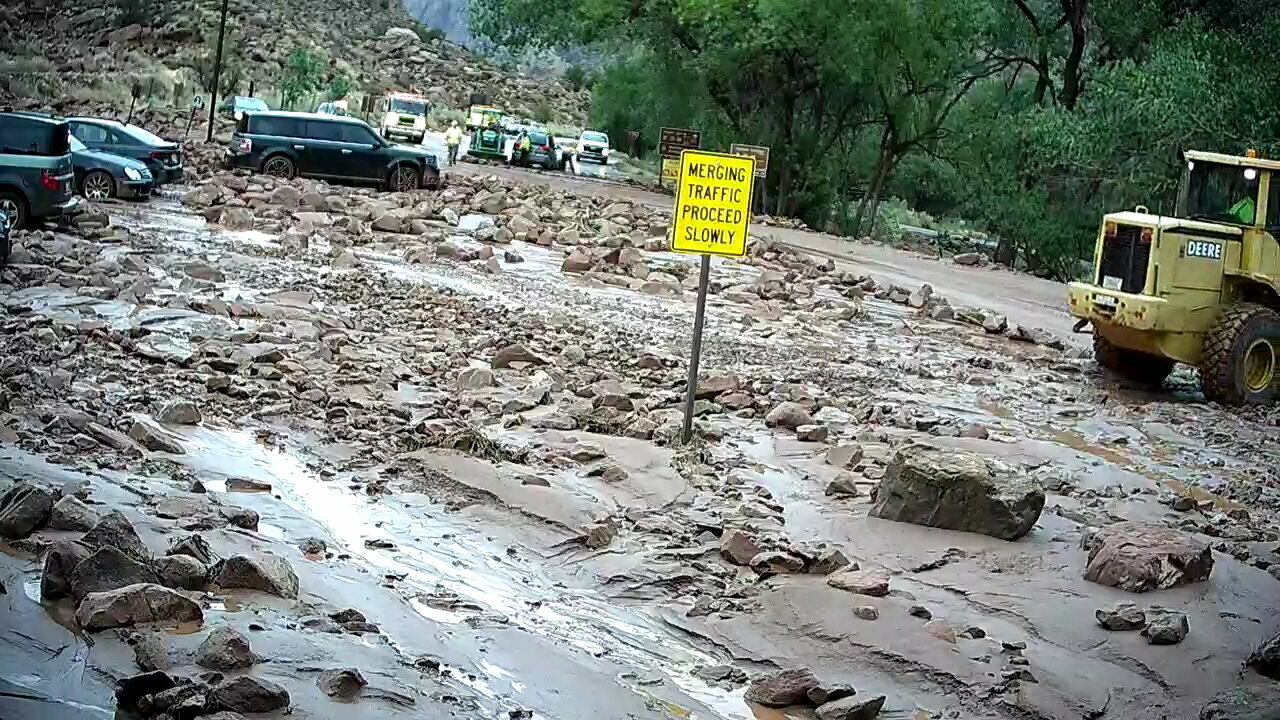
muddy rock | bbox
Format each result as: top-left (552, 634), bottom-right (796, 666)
top-left (827, 569), bottom-right (890, 597)
top-left (168, 534), bottom-right (217, 565)
top-left (226, 477), bottom-right (271, 492)
top-left (797, 424), bottom-right (829, 442)
top-left (765, 401), bottom-right (815, 430)
top-left (116, 670), bottom-right (178, 709)
top-left (561, 248), bottom-right (594, 272)
top-left (720, 529), bottom-right (764, 566)
top-left (129, 419), bottom-right (186, 454)
top-left (744, 668), bottom-right (821, 708)
top-left (1198, 685), bottom-right (1280, 720)
top-left (155, 554), bottom-right (208, 591)
top-left (49, 494), bottom-right (98, 531)
top-left (41, 539), bottom-right (90, 599)
top-left (70, 546), bottom-right (160, 601)
top-left (222, 507), bottom-right (259, 530)
top-left (0, 482), bottom-right (57, 538)
top-left (221, 207), bottom-right (255, 231)
top-left (1143, 610), bottom-right (1190, 645)
top-left (211, 676), bottom-right (290, 714)
top-left (1248, 630), bottom-right (1280, 679)
top-left (816, 695), bottom-right (887, 720)
top-left (1083, 522), bottom-right (1213, 592)
top-left (76, 583), bottom-right (204, 631)
top-left (196, 625), bottom-right (258, 670)
top-left (826, 474), bottom-right (860, 497)
top-left (298, 537), bottom-right (327, 556)
top-left (696, 374), bottom-right (741, 399)
top-left (826, 445), bottom-right (864, 469)
top-left (570, 442), bottom-right (607, 462)
top-left (492, 343), bottom-right (548, 368)
top-left (158, 399), bottom-right (203, 425)
top-left (82, 510), bottom-right (150, 559)
top-left (954, 252), bottom-right (982, 266)
top-left (212, 554), bottom-right (299, 598)
top-left (853, 605), bottom-right (880, 621)
top-left (750, 551), bottom-right (806, 574)
top-left (870, 444), bottom-right (1045, 540)
top-left (1096, 602), bottom-right (1146, 631)
top-left (808, 684), bottom-right (856, 706)
top-left (129, 631), bottom-right (171, 671)
top-left (317, 668), bottom-right (368, 699)
top-left (809, 548), bottom-right (854, 575)
top-left (457, 367), bottom-right (496, 390)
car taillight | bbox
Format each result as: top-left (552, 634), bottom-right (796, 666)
top-left (540, 145), bottom-right (550, 152)
top-left (149, 150), bottom-right (165, 159)
top-left (40, 169), bottom-right (59, 191)
top-left (1104, 222), bottom-right (1117, 238)
top-left (236, 138), bottom-right (252, 153)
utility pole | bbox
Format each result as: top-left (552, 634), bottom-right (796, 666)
top-left (205, 0), bottom-right (230, 143)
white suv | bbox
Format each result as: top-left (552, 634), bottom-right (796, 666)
top-left (576, 130), bottom-right (611, 164)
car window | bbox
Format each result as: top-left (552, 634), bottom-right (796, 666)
top-left (341, 124), bottom-right (379, 145)
top-left (69, 135), bottom-right (86, 152)
top-left (0, 116), bottom-right (69, 156)
top-left (530, 133), bottom-right (549, 145)
top-left (108, 129), bottom-right (131, 145)
top-left (75, 123), bottom-right (111, 144)
top-left (305, 120), bottom-right (346, 142)
top-left (237, 98), bottom-right (268, 112)
top-left (121, 125), bottom-right (167, 145)
top-left (583, 132), bottom-right (608, 143)
top-left (251, 116), bottom-right (304, 138)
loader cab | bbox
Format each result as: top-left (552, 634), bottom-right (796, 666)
top-left (1178, 152), bottom-right (1278, 231)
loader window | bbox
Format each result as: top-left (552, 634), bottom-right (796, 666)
top-left (1267, 179), bottom-right (1280, 231)
top-left (1185, 161), bottom-right (1259, 225)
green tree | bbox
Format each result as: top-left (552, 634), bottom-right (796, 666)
top-left (278, 47), bottom-right (326, 111)
top-left (324, 73), bottom-right (352, 102)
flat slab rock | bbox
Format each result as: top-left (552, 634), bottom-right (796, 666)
top-left (76, 583), bottom-right (204, 631)
top-left (1083, 522), bottom-right (1213, 592)
top-left (869, 444), bottom-right (1044, 540)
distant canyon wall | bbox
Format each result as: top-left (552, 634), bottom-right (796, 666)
top-left (403, 0), bottom-right (472, 44)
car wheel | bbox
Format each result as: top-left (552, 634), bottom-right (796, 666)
top-left (0, 191), bottom-right (28, 232)
top-left (81, 170), bottom-right (116, 201)
top-left (262, 155), bottom-right (296, 179)
top-left (389, 165), bottom-right (419, 193)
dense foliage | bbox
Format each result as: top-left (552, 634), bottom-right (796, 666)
top-left (471, 0), bottom-right (1280, 279)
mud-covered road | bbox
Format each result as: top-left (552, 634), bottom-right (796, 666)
top-left (1, 166), bottom-right (1278, 720)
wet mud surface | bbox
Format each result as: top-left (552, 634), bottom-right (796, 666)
top-left (1, 177), bottom-right (1278, 720)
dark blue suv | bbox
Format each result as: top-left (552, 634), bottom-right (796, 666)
top-left (0, 111), bottom-right (80, 238)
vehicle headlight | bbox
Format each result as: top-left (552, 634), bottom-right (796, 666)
top-left (124, 166), bottom-right (142, 180)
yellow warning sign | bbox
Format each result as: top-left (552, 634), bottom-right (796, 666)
top-left (661, 157), bottom-right (680, 183)
top-left (671, 150), bottom-right (755, 257)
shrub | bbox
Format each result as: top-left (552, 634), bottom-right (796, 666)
top-left (533, 100), bottom-right (553, 123)
top-left (116, 0), bottom-right (146, 27)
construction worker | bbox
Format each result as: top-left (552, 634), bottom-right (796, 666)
top-left (445, 120), bottom-right (462, 166)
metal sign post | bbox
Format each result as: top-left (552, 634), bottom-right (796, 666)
top-left (671, 149), bottom-right (757, 444)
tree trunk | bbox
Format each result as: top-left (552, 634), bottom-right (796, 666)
top-left (863, 152), bottom-right (896, 238)
top-left (1059, 0), bottom-right (1088, 109)
top-left (852, 128), bottom-right (893, 236)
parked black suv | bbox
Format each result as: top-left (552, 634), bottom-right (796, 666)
top-left (0, 111), bottom-right (80, 237)
top-left (66, 117), bottom-right (184, 185)
top-left (225, 111), bottom-right (440, 192)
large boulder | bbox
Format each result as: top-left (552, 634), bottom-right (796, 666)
top-left (81, 510), bottom-right (149, 559)
top-left (41, 540), bottom-right (90, 600)
top-left (1198, 686), bottom-right (1280, 720)
top-left (211, 676), bottom-right (290, 714)
top-left (129, 419), bottom-right (185, 454)
top-left (76, 583), bottom-right (203, 631)
top-left (719, 529), bottom-right (763, 566)
top-left (155, 554), bottom-right (208, 591)
top-left (869, 445), bottom-right (1044, 540)
top-left (826, 569), bottom-right (890, 597)
top-left (744, 668), bottom-right (821, 708)
top-left (196, 625), bottom-right (258, 670)
top-left (212, 554), bottom-right (299, 599)
top-left (317, 668), bottom-right (367, 699)
top-left (765, 402), bottom-right (815, 430)
top-left (492, 344), bottom-right (548, 369)
top-left (817, 695), bottom-right (887, 720)
top-left (0, 482), bottom-right (57, 538)
top-left (70, 546), bottom-right (159, 601)
top-left (49, 495), bottom-right (98, 531)
top-left (1247, 630), bottom-right (1280, 680)
top-left (1083, 522), bottom-right (1213, 592)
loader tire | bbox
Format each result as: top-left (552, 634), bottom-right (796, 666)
top-left (1093, 334), bottom-right (1175, 387)
top-left (1200, 303), bottom-right (1279, 405)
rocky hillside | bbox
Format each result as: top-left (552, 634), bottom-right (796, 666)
top-left (0, 0), bottom-right (589, 126)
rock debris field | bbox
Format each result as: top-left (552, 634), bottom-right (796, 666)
top-left (1, 166), bottom-right (1279, 720)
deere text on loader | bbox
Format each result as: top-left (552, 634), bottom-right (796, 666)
top-left (1068, 150), bottom-right (1280, 404)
